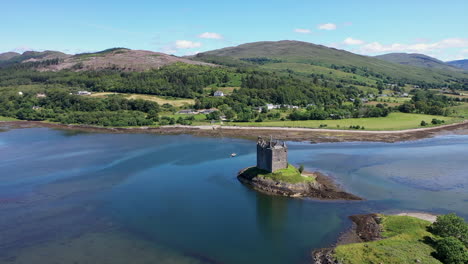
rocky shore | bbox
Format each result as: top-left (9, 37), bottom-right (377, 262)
top-left (312, 214), bottom-right (383, 264)
top-left (237, 167), bottom-right (362, 200)
top-left (2, 120), bottom-right (468, 143)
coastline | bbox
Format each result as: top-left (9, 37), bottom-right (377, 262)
top-left (312, 212), bottom-right (439, 264)
top-left (1, 120), bottom-right (468, 143)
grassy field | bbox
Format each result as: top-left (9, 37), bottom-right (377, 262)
top-left (91, 92), bottom-right (195, 107)
top-left (0, 116), bottom-right (19, 121)
top-left (449, 103), bottom-right (468, 118)
top-left (203, 86), bottom-right (238, 95)
top-left (334, 215), bottom-right (441, 264)
top-left (228, 112), bottom-right (458, 131)
top-left (243, 164), bottom-right (315, 184)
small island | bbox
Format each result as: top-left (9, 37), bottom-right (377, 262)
top-left (237, 137), bottom-right (362, 200)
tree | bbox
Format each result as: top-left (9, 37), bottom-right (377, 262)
top-left (430, 213), bottom-right (468, 246)
top-left (435, 237), bottom-right (468, 264)
top-left (298, 165), bottom-right (304, 173)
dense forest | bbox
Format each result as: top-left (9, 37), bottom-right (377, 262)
top-left (0, 61), bottom-right (463, 126)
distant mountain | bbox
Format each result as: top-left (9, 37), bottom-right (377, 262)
top-left (0, 52), bottom-right (20, 61)
top-left (0, 48), bottom-right (213, 71)
top-left (447, 59), bottom-right (468, 70)
top-left (375, 53), bottom-right (462, 71)
top-left (195, 40), bottom-right (468, 84)
top-left (0, 50), bottom-right (69, 67)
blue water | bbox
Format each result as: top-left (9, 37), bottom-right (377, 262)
top-left (0, 127), bottom-right (466, 264)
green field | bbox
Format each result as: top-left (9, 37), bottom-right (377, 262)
top-left (91, 92), bottom-right (195, 107)
top-left (228, 113), bottom-right (458, 131)
top-left (0, 116), bottom-right (19, 121)
top-left (448, 103), bottom-right (468, 118)
top-left (334, 215), bottom-right (441, 264)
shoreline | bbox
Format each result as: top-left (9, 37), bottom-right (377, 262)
top-left (237, 167), bottom-right (363, 200)
top-left (1, 120), bottom-right (468, 143)
top-left (312, 211), bottom-right (439, 264)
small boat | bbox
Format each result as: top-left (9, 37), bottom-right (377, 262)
top-left (230, 153), bottom-right (237, 157)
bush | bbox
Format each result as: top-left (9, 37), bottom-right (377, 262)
top-left (430, 213), bottom-right (468, 246)
top-left (298, 164), bottom-right (304, 173)
top-left (435, 237), bottom-right (468, 264)
top-left (431, 118), bottom-right (445, 125)
top-left (420, 120), bottom-right (428, 126)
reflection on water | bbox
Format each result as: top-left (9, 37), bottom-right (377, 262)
top-left (0, 127), bottom-right (467, 264)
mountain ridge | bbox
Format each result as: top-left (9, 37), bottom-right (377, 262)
top-left (194, 40), bottom-right (468, 84)
top-left (0, 48), bottom-right (214, 71)
top-left (447, 59), bottom-right (468, 70)
top-left (375, 53), bottom-right (462, 72)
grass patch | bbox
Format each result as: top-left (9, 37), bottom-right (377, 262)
top-left (448, 102), bottom-right (468, 118)
top-left (91, 92), bottom-right (195, 107)
top-left (334, 215), bottom-right (441, 264)
top-left (243, 164), bottom-right (315, 184)
top-left (0, 116), bottom-right (19, 121)
top-left (228, 112), bottom-right (459, 131)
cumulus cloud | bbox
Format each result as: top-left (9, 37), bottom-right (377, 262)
top-left (318, 23), bottom-right (337, 30)
top-left (294, 28), bottom-right (311, 34)
top-left (198, 32), bottom-right (223, 39)
top-left (344, 37), bottom-right (365, 45)
top-left (358, 38), bottom-right (468, 54)
top-left (175, 40), bottom-right (202, 49)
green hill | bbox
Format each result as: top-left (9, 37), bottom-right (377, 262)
top-left (375, 53), bottom-right (462, 71)
top-left (447, 59), bottom-right (468, 70)
top-left (194, 40), bottom-right (468, 85)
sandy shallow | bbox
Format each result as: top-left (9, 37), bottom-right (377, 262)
top-left (395, 212), bottom-right (438, 223)
top-left (0, 230), bottom-right (204, 264)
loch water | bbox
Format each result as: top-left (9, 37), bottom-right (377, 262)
top-left (0, 127), bottom-right (467, 264)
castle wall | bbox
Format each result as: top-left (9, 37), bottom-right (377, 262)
top-left (256, 140), bottom-right (288, 172)
top-left (271, 148), bottom-right (288, 172)
top-left (257, 144), bottom-right (273, 172)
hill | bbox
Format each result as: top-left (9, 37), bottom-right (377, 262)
top-left (375, 53), bottom-right (462, 71)
top-left (194, 40), bottom-right (468, 85)
top-left (447, 59), bottom-right (468, 70)
top-left (0, 52), bottom-right (20, 61)
top-left (0, 48), bottom-right (214, 71)
top-left (0, 50), bottom-right (68, 67)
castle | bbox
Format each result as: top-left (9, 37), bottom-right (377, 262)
top-left (256, 136), bottom-right (288, 173)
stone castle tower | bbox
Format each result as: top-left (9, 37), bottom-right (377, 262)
top-left (256, 136), bottom-right (288, 173)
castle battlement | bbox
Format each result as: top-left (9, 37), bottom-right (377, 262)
top-left (256, 136), bottom-right (288, 172)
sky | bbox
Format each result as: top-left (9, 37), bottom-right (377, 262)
top-left (1, 0), bottom-right (467, 61)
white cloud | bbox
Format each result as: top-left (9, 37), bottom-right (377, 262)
top-left (462, 49), bottom-right (468, 54)
top-left (344, 37), bottom-right (365, 45)
top-left (358, 38), bottom-right (468, 54)
top-left (318, 23), bottom-right (337, 30)
top-left (198, 32), bottom-right (223, 39)
top-left (183, 50), bottom-right (201, 56)
top-left (175, 40), bottom-right (202, 49)
top-left (13, 45), bottom-right (34, 53)
top-left (294, 28), bottom-right (311, 34)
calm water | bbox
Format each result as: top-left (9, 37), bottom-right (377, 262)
top-left (0, 127), bottom-right (467, 264)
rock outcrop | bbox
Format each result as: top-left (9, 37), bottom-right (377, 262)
top-left (237, 167), bottom-right (362, 200)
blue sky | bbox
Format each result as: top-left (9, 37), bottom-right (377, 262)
top-left (2, 0), bottom-right (467, 60)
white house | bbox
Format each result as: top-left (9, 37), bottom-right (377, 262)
top-left (77, 91), bottom-right (92, 96)
top-left (214, 91), bottom-right (224, 97)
